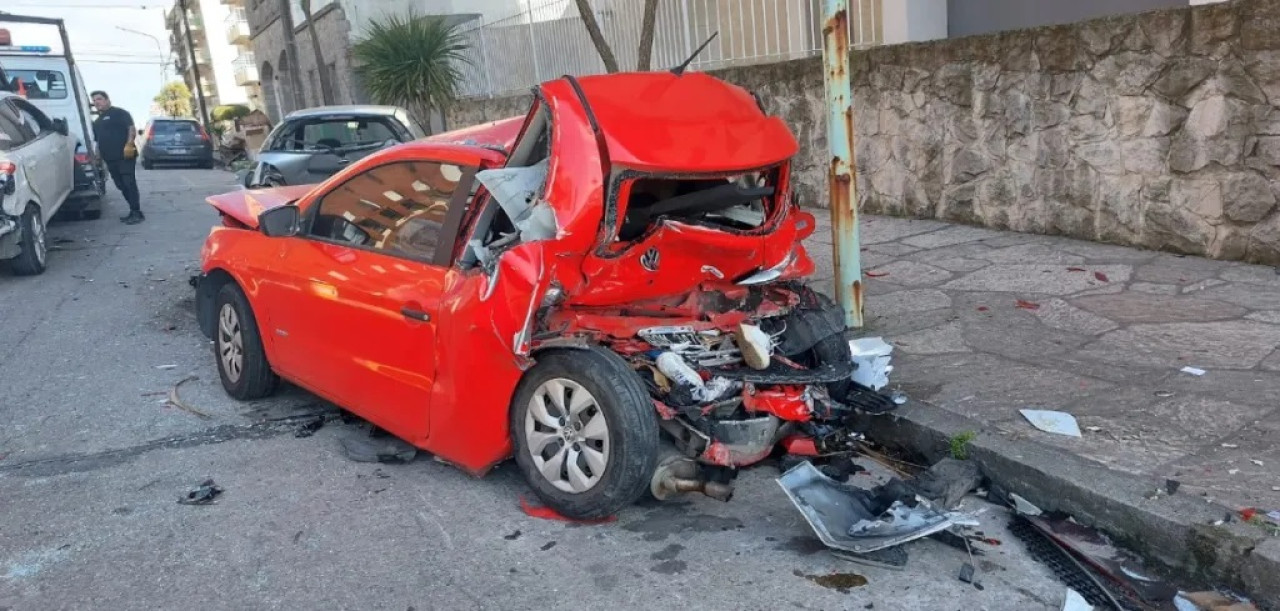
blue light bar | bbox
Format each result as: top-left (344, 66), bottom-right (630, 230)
top-left (0, 45), bottom-right (53, 53)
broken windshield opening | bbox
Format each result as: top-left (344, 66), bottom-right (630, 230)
top-left (616, 170), bottom-right (778, 242)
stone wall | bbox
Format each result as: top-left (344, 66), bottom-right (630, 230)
top-left (445, 0), bottom-right (1280, 265)
top-left (854, 0), bottom-right (1280, 263)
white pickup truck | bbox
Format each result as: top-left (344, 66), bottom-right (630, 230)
top-left (0, 16), bottom-right (105, 220)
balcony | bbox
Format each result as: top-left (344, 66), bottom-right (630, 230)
top-left (225, 8), bottom-right (249, 45)
top-left (234, 56), bottom-right (259, 86)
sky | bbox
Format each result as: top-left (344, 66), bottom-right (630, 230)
top-left (2, 0), bottom-right (175, 121)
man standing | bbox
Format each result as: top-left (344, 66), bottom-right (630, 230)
top-left (90, 91), bottom-right (144, 224)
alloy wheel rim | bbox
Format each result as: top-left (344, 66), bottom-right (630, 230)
top-left (32, 217), bottom-right (45, 265)
top-left (525, 378), bottom-right (610, 493)
top-left (217, 303), bottom-right (244, 383)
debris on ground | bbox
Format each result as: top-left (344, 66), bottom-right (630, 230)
top-left (1094, 272), bottom-right (1110, 283)
top-left (293, 416), bottom-right (326, 438)
top-left (177, 479), bottom-right (224, 505)
top-left (795, 570), bottom-right (869, 593)
top-left (517, 495), bottom-right (616, 524)
top-left (777, 461), bottom-right (962, 554)
top-left (1015, 299), bottom-right (1041, 310)
top-left (1180, 366), bottom-right (1207, 376)
top-left (154, 364), bottom-right (178, 370)
top-left (829, 546), bottom-right (909, 571)
top-left (167, 376), bottom-right (212, 420)
top-left (849, 337), bottom-right (894, 391)
top-left (1175, 591), bottom-right (1260, 611)
top-left (1009, 493), bottom-right (1044, 517)
top-left (337, 427), bottom-right (418, 464)
top-left (911, 458), bottom-right (983, 510)
top-left (1062, 588), bottom-right (1092, 611)
top-left (1020, 409), bottom-right (1083, 437)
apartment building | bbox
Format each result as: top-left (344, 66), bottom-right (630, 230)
top-left (166, 0), bottom-right (253, 120)
top-left (222, 0), bottom-right (263, 112)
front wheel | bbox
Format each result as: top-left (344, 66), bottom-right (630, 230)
top-left (511, 349), bottom-right (659, 520)
top-left (213, 282), bottom-right (279, 400)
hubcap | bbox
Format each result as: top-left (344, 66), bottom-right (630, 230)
top-left (31, 216), bottom-right (45, 265)
top-left (525, 378), bottom-right (610, 493)
top-left (217, 303), bottom-right (244, 383)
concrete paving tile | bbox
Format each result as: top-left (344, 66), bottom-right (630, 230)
top-left (901, 225), bottom-right (1006, 249)
top-left (1180, 278), bottom-right (1227, 294)
top-left (941, 264), bottom-right (1132, 295)
top-left (858, 217), bottom-right (950, 245)
top-left (1076, 320), bottom-right (1280, 369)
top-left (1134, 256), bottom-right (1230, 285)
top-left (978, 243), bottom-right (1087, 265)
top-left (865, 241), bottom-right (920, 256)
top-left (893, 353), bottom-right (1109, 421)
top-left (1219, 264), bottom-right (1280, 288)
top-left (1070, 284), bottom-right (1127, 297)
top-left (866, 260), bottom-right (952, 287)
top-left (865, 288), bottom-right (952, 315)
top-left (894, 322), bottom-right (970, 355)
top-left (1198, 283), bottom-right (1280, 310)
top-left (1159, 413), bottom-right (1280, 510)
top-left (930, 257), bottom-right (991, 272)
top-left (1263, 350), bottom-right (1280, 372)
top-left (1057, 240), bottom-right (1161, 264)
top-left (1246, 311), bottom-right (1280, 324)
top-left (1034, 298), bottom-right (1121, 336)
top-left (1071, 293), bottom-right (1248, 324)
top-left (1132, 282), bottom-right (1181, 296)
top-left (1153, 369), bottom-right (1280, 410)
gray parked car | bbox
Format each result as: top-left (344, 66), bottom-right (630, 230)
top-left (139, 117), bottom-right (215, 169)
top-left (242, 105), bottom-right (423, 189)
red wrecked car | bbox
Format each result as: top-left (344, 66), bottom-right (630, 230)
top-left (193, 70), bottom-right (897, 519)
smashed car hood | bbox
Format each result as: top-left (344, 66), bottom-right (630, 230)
top-left (206, 185), bottom-right (313, 229)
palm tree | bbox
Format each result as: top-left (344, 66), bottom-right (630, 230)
top-left (352, 13), bottom-right (470, 134)
top-left (300, 0), bottom-right (334, 105)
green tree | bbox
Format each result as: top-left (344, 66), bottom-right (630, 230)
top-left (154, 81), bottom-right (193, 117)
top-left (212, 104), bottom-right (252, 122)
top-left (352, 13), bottom-right (469, 134)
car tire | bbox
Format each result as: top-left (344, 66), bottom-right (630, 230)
top-left (511, 348), bottom-right (659, 520)
top-left (10, 204), bottom-right (47, 276)
top-left (213, 282), bottom-right (279, 400)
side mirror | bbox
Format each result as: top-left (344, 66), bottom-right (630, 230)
top-left (259, 205), bottom-right (300, 237)
top-left (52, 118), bottom-right (69, 136)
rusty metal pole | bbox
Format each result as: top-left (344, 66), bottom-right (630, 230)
top-left (822, 0), bottom-right (864, 328)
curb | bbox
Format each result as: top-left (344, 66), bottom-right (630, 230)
top-left (852, 401), bottom-right (1280, 608)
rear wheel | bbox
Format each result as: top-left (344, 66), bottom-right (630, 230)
top-left (11, 204), bottom-right (47, 276)
top-left (511, 349), bottom-right (659, 520)
top-left (213, 282), bottom-right (279, 400)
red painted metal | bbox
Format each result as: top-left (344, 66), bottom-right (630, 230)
top-left (742, 384), bottom-right (812, 422)
top-left (781, 435), bottom-right (821, 457)
top-left (198, 71), bottom-right (824, 480)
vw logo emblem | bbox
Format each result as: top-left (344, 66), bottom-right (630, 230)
top-left (640, 248), bottom-right (660, 272)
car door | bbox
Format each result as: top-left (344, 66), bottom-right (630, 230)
top-left (9, 98), bottom-right (71, 214)
top-left (261, 151), bottom-right (484, 444)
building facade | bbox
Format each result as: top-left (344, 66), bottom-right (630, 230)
top-left (221, 0), bottom-right (263, 112)
top-left (166, 0), bottom-right (254, 120)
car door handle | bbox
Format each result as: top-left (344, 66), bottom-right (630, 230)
top-left (400, 306), bottom-right (430, 322)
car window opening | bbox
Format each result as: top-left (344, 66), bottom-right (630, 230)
top-left (616, 170), bottom-right (775, 243)
top-left (462, 106), bottom-right (553, 270)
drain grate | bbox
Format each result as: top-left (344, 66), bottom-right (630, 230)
top-left (1009, 517), bottom-right (1150, 611)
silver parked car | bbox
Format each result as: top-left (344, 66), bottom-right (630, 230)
top-left (241, 105), bottom-right (423, 188)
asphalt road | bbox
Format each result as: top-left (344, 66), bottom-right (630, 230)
top-left (0, 168), bottom-right (1066, 610)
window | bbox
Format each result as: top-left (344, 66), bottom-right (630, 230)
top-left (309, 160), bottom-right (471, 263)
top-left (9, 99), bottom-right (50, 137)
top-left (6, 69), bottom-right (68, 100)
top-left (152, 120), bottom-right (200, 134)
top-left (0, 102), bottom-right (32, 151)
top-left (269, 116), bottom-right (401, 152)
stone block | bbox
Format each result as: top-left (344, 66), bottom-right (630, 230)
top-left (1090, 51), bottom-right (1165, 96)
top-left (1150, 58), bottom-right (1216, 100)
top-left (1244, 49), bottom-right (1280, 103)
top-left (1189, 2), bottom-right (1240, 56)
top-left (1121, 138), bottom-right (1170, 174)
top-left (1035, 26), bottom-right (1084, 72)
top-left (1097, 175), bottom-right (1146, 244)
top-left (1135, 8), bottom-right (1188, 56)
top-left (1221, 171), bottom-right (1278, 222)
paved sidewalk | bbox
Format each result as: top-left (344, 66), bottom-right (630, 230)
top-left (804, 214), bottom-right (1280, 513)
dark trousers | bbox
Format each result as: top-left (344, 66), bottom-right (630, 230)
top-left (105, 158), bottom-right (141, 212)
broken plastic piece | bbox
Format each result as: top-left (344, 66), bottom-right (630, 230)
top-left (831, 546), bottom-right (908, 571)
top-left (849, 337), bottom-right (894, 391)
top-left (1010, 492), bottom-right (1044, 516)
top-left (476, 160), bottom-right (557, 242)
top-left (1020, 409), bottom-right (1083, 437)
top-left (911, 458), bottom-right (983, 510)
top-left (735, 323), bottom-right (772, 371)
top-left (656, 352), bottom-right (702, 388)
top-left (339, 430), bottom-right (418, 464)
top-left (518, 495), bottom-right (616, 524)
top-left (1062, 588), bottom-right (1091, 611)
top-left (890, 390), bottom-right (908, 405)
top-left (1180, 366), bottom-right (1207, 376)
top-left (777, 461), bottom-right (958, 554)
top-left (178, 478), bottom-right (224, 505)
